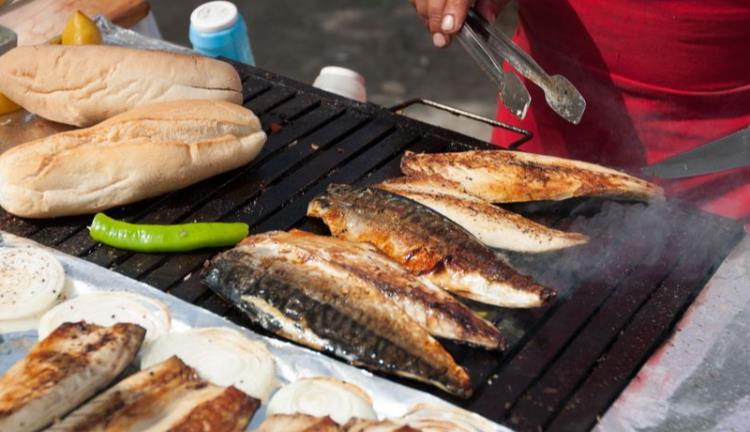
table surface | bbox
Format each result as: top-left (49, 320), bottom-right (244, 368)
top-left (597, 234), bottom-right (750, 431)
top-left (0, 0), bottom-right (149, 45)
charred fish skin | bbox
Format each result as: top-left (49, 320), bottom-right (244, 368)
top-left (243, 230), bottom-right (506, 350)
top-left (307, 184), bottom-right (555, 308)
top-left (203, 247), bottom-right (473, 398)
top-left (165, 385), bottom-right (258, 432)
top-left (50, 356), bottom-right (260, 432)
top-left (400, 150), bottom-right (664, 203)
top-left (255, 414), bottom-right (343, 432)
top-left (0, 322), bottom-right (145, 432)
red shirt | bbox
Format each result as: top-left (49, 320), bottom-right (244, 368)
top-left (492, 0), bottom-right (750, 224)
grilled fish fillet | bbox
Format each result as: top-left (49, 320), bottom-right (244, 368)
top-left (377, 175), bottom-right (589, 252)
top-left (344, 418), bottom-right (420, 432)
top-left (255, 414), bottom-right (343, 432)
top-left (255, 415), bottom-right (421, 432)
top-left (0, 322), bottom-right (145, 432)
top-left (307, 184), bottom-right (554, 308)
top-left (400, 150), bottom-right (663, 202)
top-left (242, 230), bottom-right (505, 349)
top-left (49, 356), bottom-right (259, 432)
top-left (203, 242), bottom-right (473, 398)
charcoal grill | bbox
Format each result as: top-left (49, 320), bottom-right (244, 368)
top-left (0, 63), bottom-right (743, 431)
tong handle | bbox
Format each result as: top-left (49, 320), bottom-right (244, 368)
top-left (465, 10), bottom-right (548, 88)
top-left (456, 24), bottom-right (506, 90)
top-left (456, 17), bottom-right (531, 119)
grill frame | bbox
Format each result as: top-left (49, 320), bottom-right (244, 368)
top-left (0, 63), bottom-right (744, 431)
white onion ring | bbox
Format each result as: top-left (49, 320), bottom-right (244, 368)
top-left (0, 247), bottom-right (64, 323)
top-left (399, 403), bottom-right (499, 432)
top-left (267, 377), bottom-right (376, 424)
top-left (37, 292), bottom-right (171, 344)
top-left (140, 327), bottom-right (277, 401)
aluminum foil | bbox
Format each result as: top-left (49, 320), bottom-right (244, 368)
top-left (0, 232), bottom-right (510, 431)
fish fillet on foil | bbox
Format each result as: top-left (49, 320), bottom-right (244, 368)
top-left (377, 175), bottom-right (588, 252)
top-left (0, 322), bottom-right (145, 432)
top-left (49, 356), bottom-right (259, 432)
top-left (255, 415), bottom-right (421, 432)
top-left (308, 184), bottom-right (554, 308)
top-left (255, 414), bottom-right (343, 432)
top-left (242, 230), bottom-right (505, 349)
top-left (400, 150), bottom-right (663, 202)
top-left (202, 241), bottom-right (473, 398)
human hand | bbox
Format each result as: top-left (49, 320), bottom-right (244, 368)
top-left (409, 0), bottom-right (510, 48)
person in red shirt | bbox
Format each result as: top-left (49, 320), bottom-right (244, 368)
top-left (410, 0), bottom-right (750, 226)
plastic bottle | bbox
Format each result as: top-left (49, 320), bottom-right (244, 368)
top-left (189, 1), bottom-right (254, 65)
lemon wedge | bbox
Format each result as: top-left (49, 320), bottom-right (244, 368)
top-left (61, 10), bottom-right (102, 45)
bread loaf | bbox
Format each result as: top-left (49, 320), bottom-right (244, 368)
top-left (0, 100), bottom-right (266, 218)
top-left (0, 45), bottom-right (243, 127)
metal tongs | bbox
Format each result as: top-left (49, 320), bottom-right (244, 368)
top-left (457, 9), bottom-right (586, 124)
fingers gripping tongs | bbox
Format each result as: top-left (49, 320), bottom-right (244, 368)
top-left (456, 9), bottom-right (586, 124)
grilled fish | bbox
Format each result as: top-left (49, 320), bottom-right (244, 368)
top-left (255, 415), bottom-right (421, 432)
top-left (203, 242), bottom-right (473, 398)
top-left (377, 175), bottom-right (589, 252)
top-left (308, 184), bottom-right (554, 308)
top-left (400, 150), bottom-right (663, 202)
top-left (255, 414), bottom-right (343, 432)
top-left (49, 356), bottom-right (259, 432)
top-left (344, 418), bottom-right (420, 432)
top-left (0, 322), bottom-right (145, 432)
top-left (242, 230), bottom-right (505, 349)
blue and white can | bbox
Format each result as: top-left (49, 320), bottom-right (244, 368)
top-left (189, 1), bottom-right (255, 65)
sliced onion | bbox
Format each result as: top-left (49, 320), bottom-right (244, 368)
top-left (267, 377), bottom-right (376, 424)
top-left (38, 292), bottom-right (171, 344)
top-left (399, 403), bottom-right (499, 432)
top-left (141, 327), bottom-right (277, 401)
top-left (0, 247), bottom-right (65, 322)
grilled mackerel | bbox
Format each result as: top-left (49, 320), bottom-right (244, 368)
top-left (0, 322), bottom-right (145, 432)
top-left (255, 414), bottom-right (343, 432)
top-left (243, 230), bottom-right (505, 349)
top-left (255, 415), bottom-right (421, 432)
top-left (49, 356), bottom-right (259, 432)
top-left (203, 241), bottom-right (473, 398)
top-left (378, 175), bottom-right (589, 252)
top-left (401, 150), bottom-right (663, 202)
top-left (308, 184), bottom-right (554, 308)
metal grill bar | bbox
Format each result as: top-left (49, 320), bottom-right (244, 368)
top-left (0, 63), bottom-right (743, 431)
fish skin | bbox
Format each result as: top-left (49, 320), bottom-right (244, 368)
top-left (49, 356), bottom-right (259, 432)
top-left (0, 322), bottom-right (145, 432)
top-left (344, 418), bottom-right (421, 432)
top-left (400, 150), bottom-right (664, 203)
top-left (254, 414), bottom-right (343, 432)
top-left (377, 175), bottom-right (589, 253)
top-left (307, 184), bottom-right (555, 308)
top-left (202, 243), bottom-right (473, 398)
top-left (241, 230), bottom-right (505, 350)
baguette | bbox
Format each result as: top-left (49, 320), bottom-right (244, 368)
top-left (0, 100), bottom-right (266, 218)
top-left (0, 45), bottom-right (243, 127)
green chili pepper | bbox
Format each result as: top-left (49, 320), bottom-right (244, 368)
top-left (89, 213), bottom-right (249, 253)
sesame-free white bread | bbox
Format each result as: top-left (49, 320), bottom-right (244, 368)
top-left (0, 100), bottom-right (266, 218)
top-left (0, 45), bottom-right (243, 126)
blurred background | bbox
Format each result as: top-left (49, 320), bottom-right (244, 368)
top-left (150, 0), bottom-right (518, 142)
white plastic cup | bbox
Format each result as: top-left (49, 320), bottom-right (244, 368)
top-left (312, 66), bottom-right (367, 103)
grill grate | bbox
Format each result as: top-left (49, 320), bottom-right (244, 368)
top-left (0, 63), bottom-right (743, 431)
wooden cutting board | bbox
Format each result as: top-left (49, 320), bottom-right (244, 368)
top-left (0, 0), bottom-right (150, 45)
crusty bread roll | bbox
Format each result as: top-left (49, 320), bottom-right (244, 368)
top-left (0, 45), bottom-right (243, 127)
top-left (0, 100), bottom-right (266, 218)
